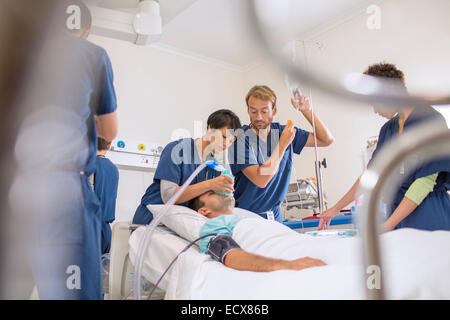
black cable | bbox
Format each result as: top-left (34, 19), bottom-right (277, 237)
top-left (146, 233), bottom-right (216, 300)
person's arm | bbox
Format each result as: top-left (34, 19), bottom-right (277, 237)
top-left (95, 49), bottom-right (118, 142)
top-left (382, 173), bottom-right (438, 232)
top-left (164, 175), bottom-right (234, 205)
top-left (241, 124), bottom-right (296, 188)
top-left (318, 177), bottom-right (360, 230)
top-left (291, 95), bottom-right (334, 147)
top-left (224, 250), bottom-right (326, 272)
top-left (95, 111), bottom-right (118, 143)
top-left (206, 234), bottom-right (326, 272)
top-left (382, 197), bottom-right (418, 232)
top-left (160, 180), bottom-right (179, 203)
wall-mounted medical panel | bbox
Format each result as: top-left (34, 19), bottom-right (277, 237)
top-left (107, 137), bottom-right (165, 170)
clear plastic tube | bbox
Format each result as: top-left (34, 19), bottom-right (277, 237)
top-left (133, 159), bottom-right (220, 299)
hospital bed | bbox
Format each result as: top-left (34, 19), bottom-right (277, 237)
top-left (107, 212), bottom-right (450, 300)
top-left (107, 222), bottom-right (169, 300)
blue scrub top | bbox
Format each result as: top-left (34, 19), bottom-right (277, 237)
top-left (368, 106), bottom-right (450, 231)
top-left (133, 138), bottom-right (222, 224)
top-left (229, 122), bottom-right (310, 221)
top-left (43, 35), bottom-right (117, 175)
top-left (94, 157), bottom-right (119, 223)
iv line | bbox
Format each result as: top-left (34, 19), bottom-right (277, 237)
top-left (301, 40), bottom-right (325, 215)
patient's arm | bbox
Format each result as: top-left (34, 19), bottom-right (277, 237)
top-left (224, 250), bottom-right (327, 272)
top-left (207, 234), bottom-right (326, 272)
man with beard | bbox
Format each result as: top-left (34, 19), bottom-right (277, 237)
top-left (229, 85), bottom-right (334, 223)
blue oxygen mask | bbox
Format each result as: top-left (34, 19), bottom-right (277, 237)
top-left (205, 161), bottom-right (235, 197)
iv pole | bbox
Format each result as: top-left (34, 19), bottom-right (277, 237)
top-left (289, 40), bottom-right (326, 215)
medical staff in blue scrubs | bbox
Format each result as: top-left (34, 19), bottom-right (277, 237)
top-left (132, 109), bottom-right (242, 225)
top-left (26, 1), bottom-right (118, 300)
top-left (319, 63), bottom-right (449, 232)
top-left (229, 85), bottom-right (335, 222)
top-left (94, 137), bottom-right (119, 255)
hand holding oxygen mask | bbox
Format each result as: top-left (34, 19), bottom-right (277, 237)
top-left (206, 162), bottom-right (235, 196)
top-left (208, 174), bottom-right (234, 195)
top-left (214, 169), bottom-right (235, 197)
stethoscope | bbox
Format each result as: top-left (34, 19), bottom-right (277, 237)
top-left (251, 142), bottom-right (267, 165)
top-left (248, 122), bottom-right (291, 165)
top-left (194, 155), bottom-right (218, 184)
top-left (248, 122), bottom-right (271, 164)
top-left (247, 122), bottom-right (279, 221)
top-left (193, 139), bottom-right (219, 184)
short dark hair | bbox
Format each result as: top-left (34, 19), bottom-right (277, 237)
top-left (207, 109), bottom-right (242, 131)
top-left (364, 62), bottom-right (405, 82)
top-left (364, 62), bottom-right (408, 96)
top-left (57, 0), bottom-right (92, 33)
top-left (97, 137), bottom-right (110, 151)
top-left (188, 196), bottom-right (205, 212)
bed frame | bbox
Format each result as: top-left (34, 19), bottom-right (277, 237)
top-left (105, 221), bottom-right (134, 300)
top-left (106, 222), bottom-right (165, 300)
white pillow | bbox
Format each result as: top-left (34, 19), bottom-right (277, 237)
top-left (146, 205), bottom-right (263, 243)
top-left (147, 204), bottom-right (207, 242)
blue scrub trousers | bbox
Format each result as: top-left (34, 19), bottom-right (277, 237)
top-left (101, 222), bottom-right (112, 254)
top-left (29, 173), bottom-right (102, 299)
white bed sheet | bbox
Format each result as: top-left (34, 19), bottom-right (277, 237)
top-left (128, 226), bottom-right (206, 292)
top-left (130, 218), bottom-right (450, 299)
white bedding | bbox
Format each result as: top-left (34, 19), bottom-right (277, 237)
top-left (129, 218), bottom-right (450, 299)
top-left (128, 226), bottom-right (200, 292)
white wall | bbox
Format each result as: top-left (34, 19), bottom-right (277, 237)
top-left (88, 34), bottom-right (246, 222)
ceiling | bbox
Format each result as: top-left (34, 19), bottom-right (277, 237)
top-left (89, 0), bottom-right (383, 71)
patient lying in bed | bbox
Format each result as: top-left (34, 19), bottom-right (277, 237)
top-left (187, 191), bottom-right (326, 272)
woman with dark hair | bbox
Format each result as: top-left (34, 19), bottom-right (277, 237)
top-left (319, 63), bottom-right (449, 232)
top-left (132, 109), bottom-right (242, 225)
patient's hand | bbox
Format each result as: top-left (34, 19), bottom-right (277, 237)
top-left (279, 257), bottom-right (327, 271)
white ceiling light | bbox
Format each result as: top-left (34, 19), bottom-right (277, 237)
top-left (133, 0), bottom-right (162, 45)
